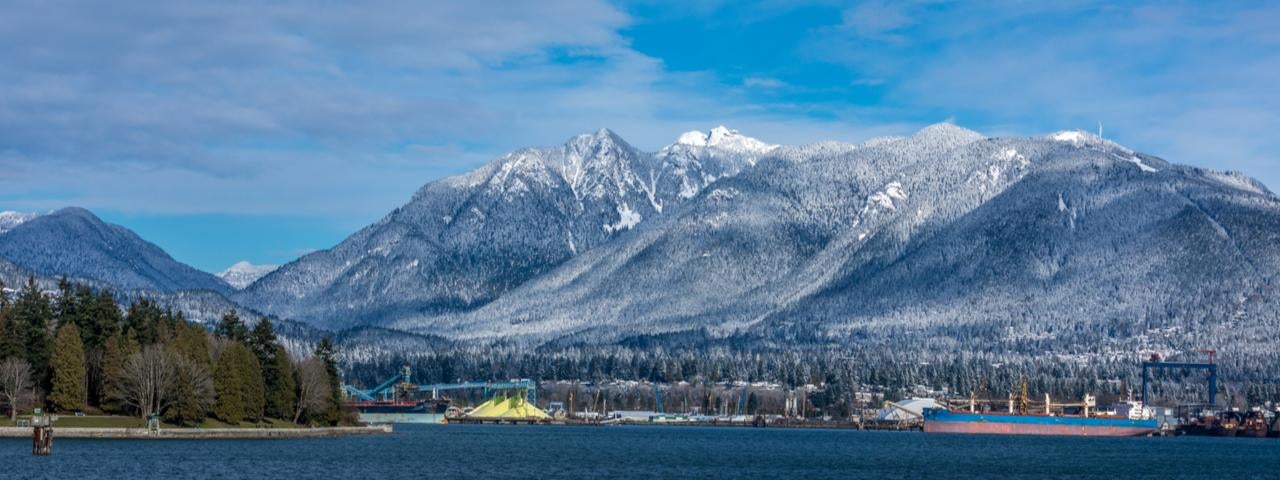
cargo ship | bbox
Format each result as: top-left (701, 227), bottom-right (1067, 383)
top-left (923, 407), bottom-right (1159, 436)
top-left (349, 398), bottom-right (451, 424)
top-left (923, 384), bottom-right (1159, 437)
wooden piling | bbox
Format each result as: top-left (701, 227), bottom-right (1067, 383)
top-left (32, 425), bottom-right (52, 455)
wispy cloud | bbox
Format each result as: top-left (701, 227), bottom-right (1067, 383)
top-left (803, 0), bottom-right (1280, 185)
top-left (3, 0), bottom-right (1276, 232)
top-left (0, 0), bottom-right (635, 216)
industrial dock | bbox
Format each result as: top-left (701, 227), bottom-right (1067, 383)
top-left (341, 351), bottom-right (1280, 438)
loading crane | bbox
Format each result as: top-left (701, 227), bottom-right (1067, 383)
top-left (342, 365), bottom-right (412, 401)
top-left (343, 365), bottom-right (537, 404)
top-left (1142, 350), bottom-right (1217, 406)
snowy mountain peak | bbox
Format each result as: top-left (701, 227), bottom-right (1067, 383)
top-left (675, 130), bottom-right (709, 147)
top-left (910, 123), bottom-right (985, 144)
top-left (707, 125), bottom-right (736, 143)
top-left (1048, 130), bottom-right (1111, 146)
top-left (670, 126), bottom-right (777, 154)
top-left (51, 206), bottom-right (98, 220)
top-left (0, 211), bottom-right (39, 235)
top-left (1051, 130), bottom-right (1087, 144)
top-left (217, 261), bottom-right (279, 290)
top-left (568, 128), bottom-right (633, 155)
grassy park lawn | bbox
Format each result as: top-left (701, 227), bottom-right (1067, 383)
top-left (54, 416), bottom-right (148, 428)
top-left (195, 417), bottom-right (299, 429)
top-left (2, 415), bottom-right (304, 429)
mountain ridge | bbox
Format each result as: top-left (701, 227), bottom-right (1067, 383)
top-left (0, 207), bottom-right (233, 295)
top-left (233, 126), bottom-right (780, 329)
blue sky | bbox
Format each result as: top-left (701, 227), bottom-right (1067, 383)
top-left (2, 0), bottom-right (1278, 272)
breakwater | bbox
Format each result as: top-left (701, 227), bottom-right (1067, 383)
top-left (0, 424), bottom-right (392, 439)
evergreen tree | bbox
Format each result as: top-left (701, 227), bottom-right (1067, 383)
top-left (81, 287), bottom-right (120, 407)
top-left (216, 310), bottom-right (248, 342)
top-left (268, 344), bottom-right (296, 419)
top-left (89, 290), bottom-right (122, 348)
top-left (49, 323), bottom-right (87, 412)
top-left (0, 307), bottom-right (23, 361)
top-left (248, 318), bottom-right (277, 357)
top-left (124, 298), bottom-right (164, 346)
top-left (172, 323), bottom-right (211, 363)
top-left (156, 309), bottom-right (180, 345)
top-left (70, 285), bottom-right (94, 345)
top-left (13, 277), bottom-right (53, 393)
top-left (248, 318), bottom-right (291, 418)
top-left (235, 345), bottom-right (266, 422)
top-left (315, 337), bottom-right (342, 425)
top-left (54, 276), bottom-right (77, 328)
top-left (165, 323), bottom-right (213, 426)
top-left (212, 345), bottom-right (245, 424)
top-left (166, 365), bottom-right (203, 426)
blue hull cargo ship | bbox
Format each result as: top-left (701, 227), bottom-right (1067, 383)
top-left (923, 408), bottom-right (1159, 436)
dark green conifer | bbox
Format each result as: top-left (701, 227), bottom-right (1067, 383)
top-left (315, 337), bottom-right (342, 425)
top-left (212, 344), bottom-right (245, 424)
top-left (49, 323), bottom-right (87, 412)
top-left (268, 344), bottom-right (296, 419)
top-left (249, 318), bottom-right (293, 419)
top-left (90, 290), bottom-right (122, 347)
top-left (166, 323), bottom-right (213, 426)
top-left (13, 277), bottom-right (53, 391)
top-left (54, 276), bottom-right (77, 328)
top-left (124, 298), bottom-right (163, 346)
top-left (0, 307), bottom-right (23, 361)
top-left (236, 344), bottom-right (266, 422)
top-left (216, 310), bottom-right (248, 342)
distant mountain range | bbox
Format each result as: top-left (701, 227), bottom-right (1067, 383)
top-left (2, 124), bottom-right (1278, 360)
top-left (218, 261), bottom-right (279, 290)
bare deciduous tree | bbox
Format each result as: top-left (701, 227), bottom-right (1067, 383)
top-left (117, 346), bottom-right (180, 419)
top-left (0, 357), bottom-right (33, 420)
top-left (294, 357), bottom-right (330, 424)
top-left (178, 355), bottom-right (215, 413)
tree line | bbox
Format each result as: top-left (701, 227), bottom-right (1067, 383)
top-left (0, 277), bottom-right (348, 426)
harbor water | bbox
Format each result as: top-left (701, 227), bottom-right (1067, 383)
top-left (5, 424), bottom-right (1279, 479)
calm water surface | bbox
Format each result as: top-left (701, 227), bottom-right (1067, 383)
top-left (5, 424), bottom-right (1279, 479)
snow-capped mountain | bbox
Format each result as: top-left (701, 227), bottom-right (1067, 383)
top-left (0, 211), bottom-right (39, 234)
top-left (0, 207), bottom-right (233, 294)
top-left (235, 123), bottom-right (1280, 362)
top-left (218, 261), bottom-right (280, 289)
top-left (670, 125), bottom-right (778, 154)
top-left (234, 127), bottom-right (777, 329)
top-left (421, 125), bottom-right (1280, 362)
top-left (7, 123), bottom-right (1275, 365)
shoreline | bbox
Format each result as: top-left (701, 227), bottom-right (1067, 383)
top-left (0, 424), bottom-right (392, 439)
